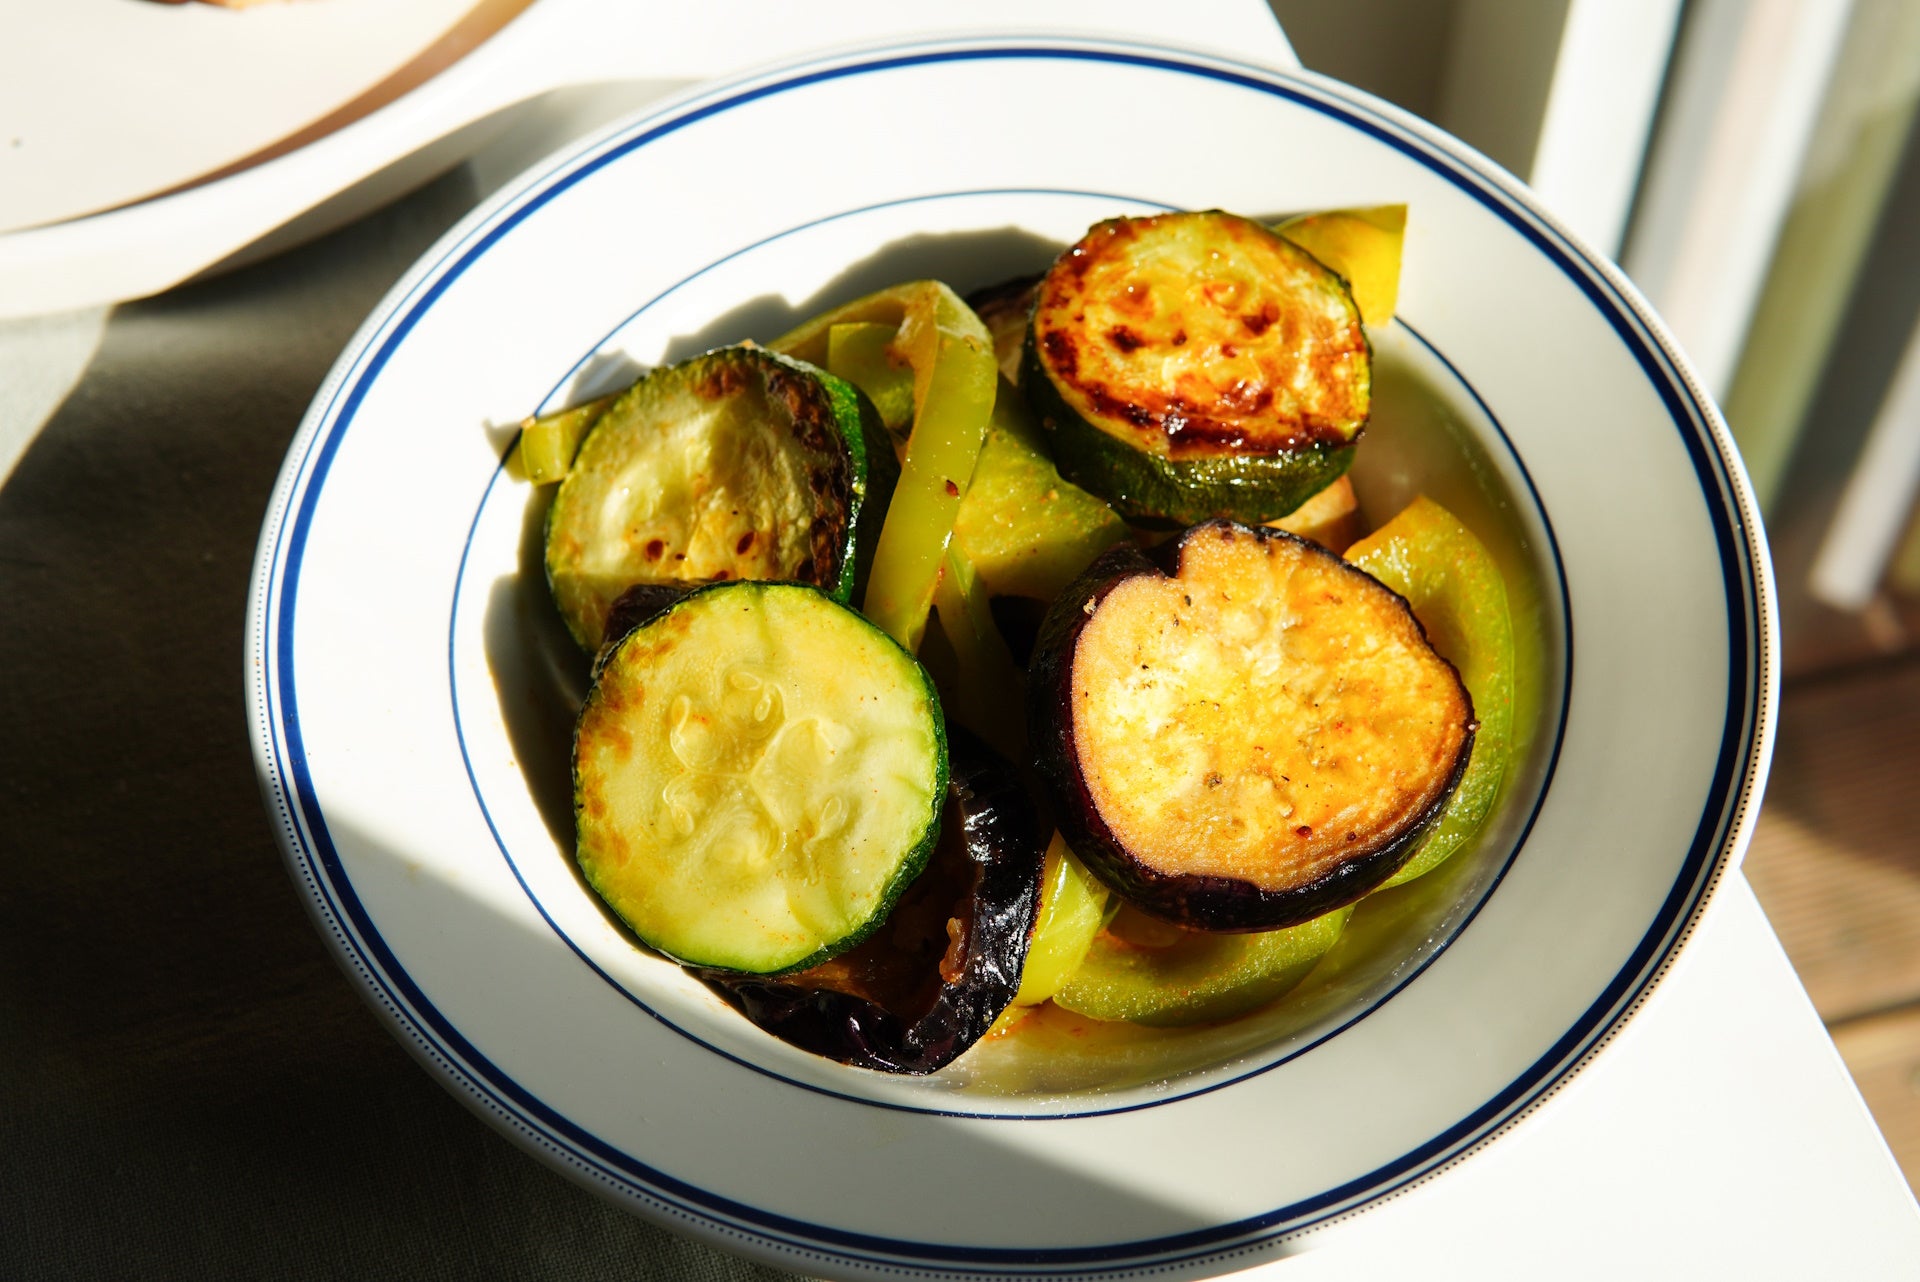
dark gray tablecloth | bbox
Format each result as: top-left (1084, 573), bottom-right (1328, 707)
top-left (0, 170), bottom-right (803, 1282)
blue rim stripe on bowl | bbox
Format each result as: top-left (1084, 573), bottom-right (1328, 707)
top-left (254, 40), bottom-right (1765, 1276)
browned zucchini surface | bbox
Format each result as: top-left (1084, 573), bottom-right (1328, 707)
top-left (1030, 520), bottom-right (1474, 930)
top-left (1031, 210), bottom-right (1368, 462)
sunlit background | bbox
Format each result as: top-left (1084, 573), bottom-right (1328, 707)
top-left (1271, 0), bottom-right (1920, 1189)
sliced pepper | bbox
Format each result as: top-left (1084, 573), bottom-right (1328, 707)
top-left (1011, 833), bottom-right (1111, 1007)
top-left (1275, 204), bottom-right (1407, 327)
top-left (827, 322), bottom-right (915, 442)
top-left (1346, 495), bottom-right (1515, 887)
top-left (931, 544), bottom-right (1026, 762)
top-left (775, 281), bottom-right (998, 651)
top-left (510, 391), bottom-right (618, 485)
top-left (1053, 903), bottom-right (1351, 1027)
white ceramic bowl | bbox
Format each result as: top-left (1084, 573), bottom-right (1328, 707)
top-left (246, 36), bottom-right (1774, 1280)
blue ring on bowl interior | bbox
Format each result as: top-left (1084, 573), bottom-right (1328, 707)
top-left (444, 185), bottom-right (1572, 1123)
top-left (257, 41), bottom-right (1762, 1276)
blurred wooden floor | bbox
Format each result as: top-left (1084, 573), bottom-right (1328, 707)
top-left (1745, 653), bottom-right (1920, 1191)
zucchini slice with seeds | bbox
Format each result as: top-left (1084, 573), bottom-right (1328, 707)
top-left (574, 581), bottom-right (947, 975)
top-left (544, 345), bottom-right (895, 652)
top-left (695, 729), bottom-right (1044, 1074)
top-left (1029, 520), bottom-right (1475, 931)
top-left (1025, 210), bottom-right (1368, 526)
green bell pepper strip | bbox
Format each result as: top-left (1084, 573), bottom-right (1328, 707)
top-left (826, 322), bottom-right (915, 442)
top-left (931, 544), bottom-right (1025, 762)
top-left (774, 281), bottom-right (997, 651)
top-left (1346, 496), bottom-right (1515, 888)
top-left (509, 391), bottom-right (618, 485)
top-left (1011, 833), bottom-right (1111, 1007)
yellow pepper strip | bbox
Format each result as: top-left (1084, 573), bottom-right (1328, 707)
top-left (931, 544), bottom-right (1026, 761)
top-left (509, 391), bottom-right (619, 485)
top-left (827, 322), bottom-right (915, 443)
top-left (1346, 495), bottom-right (1515, 887)
top-left (1011, 833), bottom-right (1111, 1007)
top-left (774, 281), bottom-right (997, 651)
top-left (1275, 204), bottom-right (1406, 327)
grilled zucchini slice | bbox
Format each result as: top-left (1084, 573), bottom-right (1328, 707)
top-left (573, 581), bottom-right (947, 975)
top-left (1029, 520), bottom-right (1474, 931)
top-left (544, 346), bottom-right (895, 652)
top-left (1024, 210), bottom-right (1368, 526)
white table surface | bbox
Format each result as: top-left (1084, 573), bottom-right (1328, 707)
top-left (1272, 875), bottom-right (1920, 1278)
top-left (3, 5), bottom-right (1915, 1278)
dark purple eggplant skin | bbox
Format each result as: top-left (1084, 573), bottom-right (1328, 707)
top-left (591, 579), bottom-right (719, 678)
top-left (692, 729), bottom-right (1044, 1075)
top-left (1027, 522), bottom-right (1474, 932)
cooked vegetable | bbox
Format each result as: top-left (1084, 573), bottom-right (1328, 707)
top-left (774, 280), bottom-right (999, 651)
top-left (1346, 496), bottom-right (1514, 888)
top-left (967, 275), bottom-right (1038, 383)
top-left (529, 204), bottom-right (1533, 1060)
top-left (1275, 204), bottom-right (1407, 327)
top-left (573, 581), bottom-right (947, 975)
top-left (1010, 833), bottom-right (1111, 1007)
top-left (826, 322), bottom-right (915, 438)
top-left (1024, 210), bottom-right (1368, 526)
top-left (513, 391), bottom-right (618, 485)
top-left (951, 380), bottom-right (1130, 603)
top-left (1055, 902), bottom-right (1350, 1027)
top-left (930, 544), bottom-right (1026, 762)
top-left (544, 346), bottom-right (895, 652)
top-left (695, 731), bottom-right (1044, 1074)
top-left (1028, 520), bottom-right (1475, 931)
top-left (1267, 475), bottom-right (1361, 553)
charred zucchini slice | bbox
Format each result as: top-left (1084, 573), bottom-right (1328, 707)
top-left (1029, 520), bottom-right (1474, 931)
top-left (1025, 210), bottom-right (1368, 526)
top-left (544, 346), bottom-right (895, 652)
top-left (695, 730), bottom-right (1045, 1074)
top-left (573, 581), bottom-right (946, 975)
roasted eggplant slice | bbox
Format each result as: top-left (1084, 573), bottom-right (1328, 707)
top-left (695, 731), bottom-right (1045, 1074)
top-left (1024, 210), bottom-right (1367, 526)
top-left (545, 345), bottom-right (896, 652)
top-left (573, 581), bottom-right (946, 975)
top-left (1029, 520), bottom-right (1475, 931)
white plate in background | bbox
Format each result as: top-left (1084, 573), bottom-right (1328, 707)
top-left (0, 0), bottom-right (1291, 317)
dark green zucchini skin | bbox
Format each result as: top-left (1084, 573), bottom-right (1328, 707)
top-left (1028, 524), bottom-right (1473, 932)
top-left (1022, 347), bottom-right (1356, 527)
top-left (815, 362), bottom-right (899, 604)
top-left (544, 345), bottom-right (897, 652)
top-left (693, 730), bottom-right (1044, 1074)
